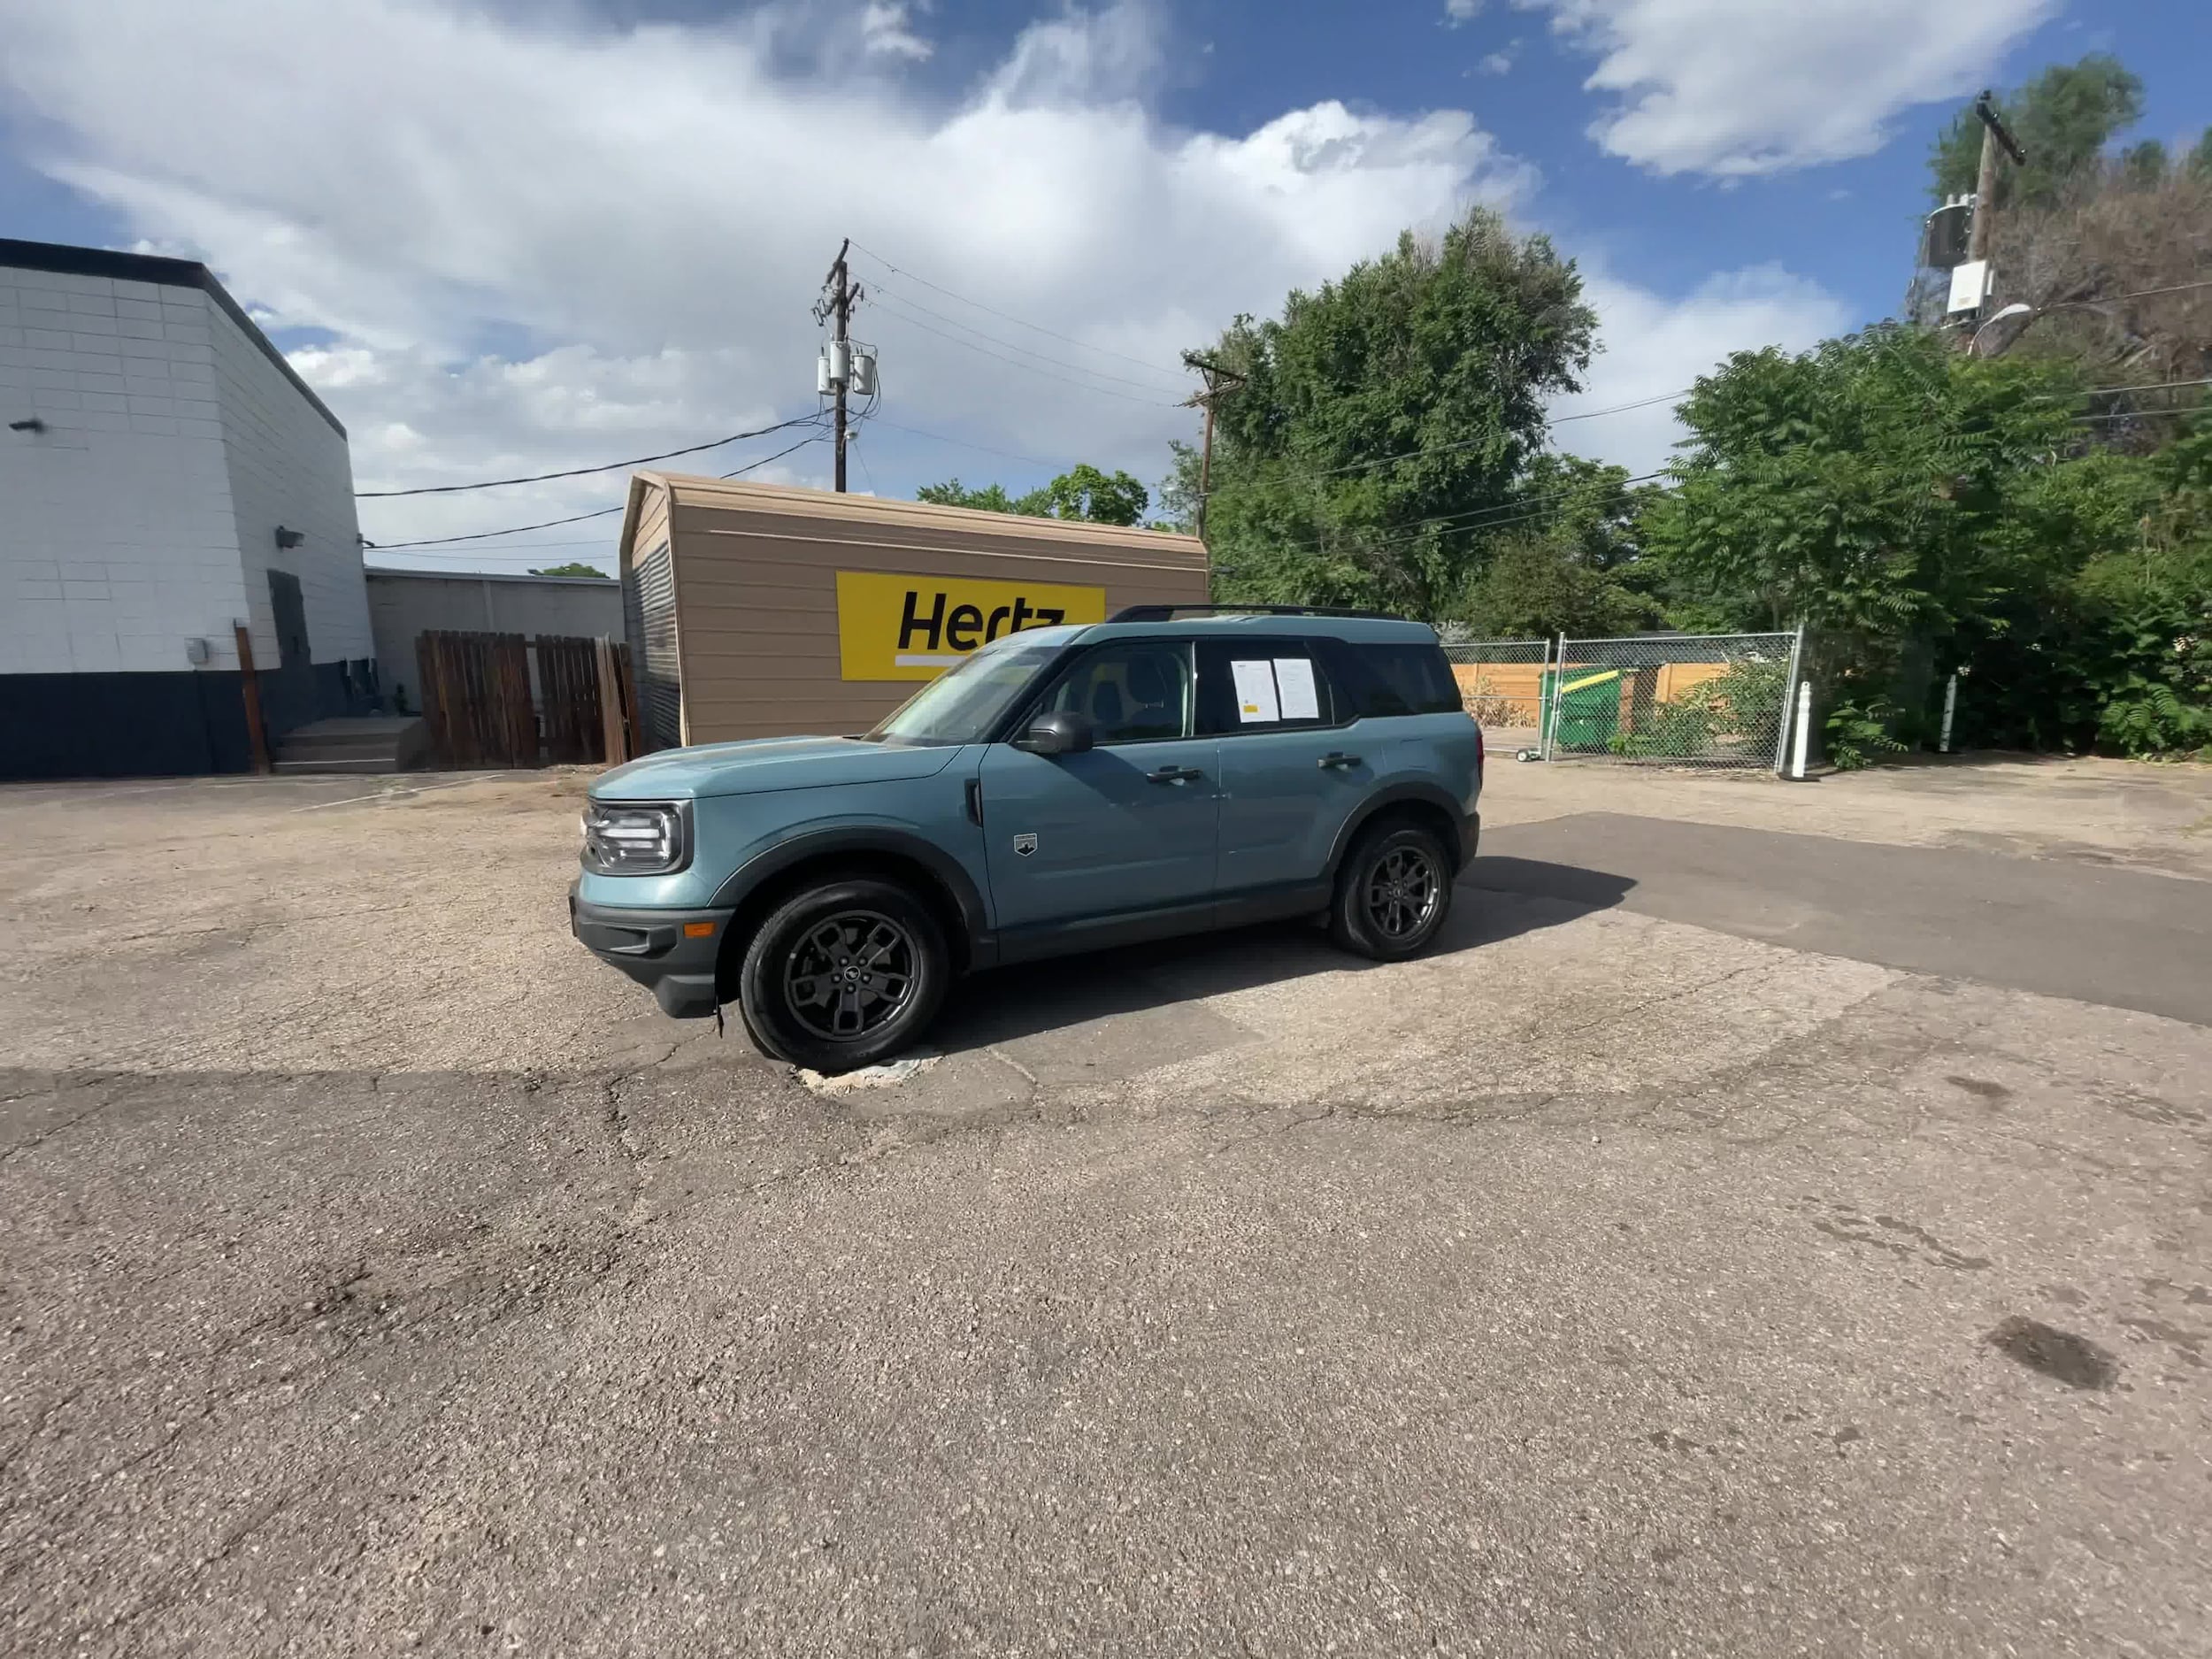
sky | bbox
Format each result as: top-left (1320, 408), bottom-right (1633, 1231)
top-left (3, 0), bottom-right (2208, 573)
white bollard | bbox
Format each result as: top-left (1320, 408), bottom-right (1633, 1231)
top-left (1791, 680), bottom-right (1813, 780)
top-left (1939, 672), bottom-right (1958, 754)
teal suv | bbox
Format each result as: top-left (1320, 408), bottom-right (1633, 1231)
top-left (571, 607), bottom-right (1482, 1071)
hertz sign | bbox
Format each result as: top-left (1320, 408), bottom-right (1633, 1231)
top-left (834, 570), bottom-right (1107, 681)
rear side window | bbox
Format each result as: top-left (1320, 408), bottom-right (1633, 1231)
top-left (1322, 641), bottom-right (1463, 718)
top-left (1195, 640), bottom-right (1345, 735)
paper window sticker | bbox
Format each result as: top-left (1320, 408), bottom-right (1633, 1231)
top-left (1230, 658), bottom-right (1280, 723)
top-left (1273, 657), bottom-right (1319, 720)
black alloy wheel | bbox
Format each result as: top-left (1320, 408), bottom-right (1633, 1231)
top-left (738, 877), bottom-right (950, 1072)
top-left (1363, 844), bottom-right (1441, 941)
top-left (1327, 819), bottom-right (1455, 961)
top-left (780, 910), bottom-right (918, 1042)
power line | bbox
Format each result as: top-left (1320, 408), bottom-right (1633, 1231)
top-left (874, 403), bottom-right (1676, 526)
top-left (1217, 468), bottom-right (1674, 559)
top-left (2030, 278), bottom-right (2212, 310)
top-left (2074, 404), bottom-right (2212, 425)
top-left (365, 426), bottom-right (826, 549)
top-left (867, 292), bottom-right (1181, 406)
top-left (864, 274), bottom-right (1188, 393)
top-left (714, 431), bottom-right (828, 480)
top-left (353, 414), bottom-right (821, 498)
top-left (366, 503), bottom-right (629, 550)
top-left (847, 240), bottom-right (1185, 378)
top-left (2106, 279), bottom-right (2212, 301)
top-left (1198, 389), bottom-right (1694, 497)
top-left (862, 415), bottom-right (1071, 472)
top-left (2073, 375), bottom-right (2212, 400)
top-left (1547, 390), bottom-right (1688, 426)
top-left (363, 541), bottom-right (624, 562)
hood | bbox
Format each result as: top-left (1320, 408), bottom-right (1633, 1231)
top-left (592, 735), bottom-right (964, 800)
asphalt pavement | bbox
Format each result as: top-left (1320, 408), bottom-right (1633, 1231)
top-left (4, 790), bottom-right (2209, 1657)
top-left (1476, 810), bottom-right (2212, 1025)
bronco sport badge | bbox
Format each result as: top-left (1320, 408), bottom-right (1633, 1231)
top-left (1012, 833), bottom-right (1039, 856)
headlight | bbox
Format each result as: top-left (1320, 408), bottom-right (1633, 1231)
top-left (580, 799), bottom-right (689, 875)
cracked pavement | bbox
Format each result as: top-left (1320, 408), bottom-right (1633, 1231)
top-left (3, 762), bottom-right (2211, 1655)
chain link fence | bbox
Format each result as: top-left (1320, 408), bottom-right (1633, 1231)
top-left (1540, 630), bottom-right (1801, 770)
top-left (1440, 638), bottom-right (1552, 736)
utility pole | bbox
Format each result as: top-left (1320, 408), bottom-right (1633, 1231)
top-left (1179, 351), bottom-right (1245, 549)
top-left (1967, 90), bottom-right (2028, 266)
top-left (814, 239), bottom-right (864, 492)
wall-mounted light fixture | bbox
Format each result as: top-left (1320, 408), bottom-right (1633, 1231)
top-left (8, 417), bottom-right (46, 434)
top-left (274, 526), bottom-right (305, 549)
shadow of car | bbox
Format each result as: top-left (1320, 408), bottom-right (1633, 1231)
top-left (927, 855), bottom-right (1636, 1056)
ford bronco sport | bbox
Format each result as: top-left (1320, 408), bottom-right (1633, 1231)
top-left (571, 606), bottom-right (1481, 1071)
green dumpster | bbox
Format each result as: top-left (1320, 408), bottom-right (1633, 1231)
top-left (1540, 667), bottom-right (1624, 753)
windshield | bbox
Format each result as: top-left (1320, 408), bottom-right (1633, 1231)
top-left (866, 642), bottom-right (1062, 746)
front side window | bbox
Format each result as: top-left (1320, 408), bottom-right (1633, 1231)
top-left (1196, 640), bottom-right (1344, 735)
top-left (1033, 641), bottom-right (1194, 745)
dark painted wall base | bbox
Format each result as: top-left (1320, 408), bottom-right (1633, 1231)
top-left (0, 660), bottom-right (380, 781)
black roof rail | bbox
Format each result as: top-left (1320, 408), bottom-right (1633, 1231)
top-left (1108, 603), bottom-right (1407, 623)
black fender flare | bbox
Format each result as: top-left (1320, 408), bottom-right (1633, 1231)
top-left (709, 824), bottom-right (995, 962)
top-left (1325, 782), bottom-right (1472, 880)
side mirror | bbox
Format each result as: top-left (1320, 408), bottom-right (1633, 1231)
top-left (1014, 710), bottom-right (1094, 757)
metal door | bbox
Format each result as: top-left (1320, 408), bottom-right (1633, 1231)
top-left (1199, 638), bottom-right (1366, 894)
top-left (265, 569), bottom-right (315, 731)
top-left (977, 640), bottom-right (1219, 933)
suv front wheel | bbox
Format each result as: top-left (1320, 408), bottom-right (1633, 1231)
top-left (1328, 819), bottom-right (1455, 961)
top-left (738, 877), bottom-right (950, 1072)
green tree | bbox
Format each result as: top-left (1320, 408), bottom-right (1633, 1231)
top-left (1188, 208), bottom-right (1598, 618)
top-left (1460, 533), bottom-right (1650, 639)
top-left (1014, 463), bottom-right (1149, 526)
top-left (528, 561), bottom-right (606, 578)
top-left (2191, 129), bottom-right (2212, 180)
top-left (916, 478), bottom-right (1016, 513)
top-left (1640, 325), bottom-right (2083, 689)
top-left (1930, 54), bottom-right (2145, 208)
top-left (2119, 139), bottom-right (2170, 188)
top-left (1455, 454), bottom-right (1661, 637)
top-left (917, 465), bottom-right (1148, 525)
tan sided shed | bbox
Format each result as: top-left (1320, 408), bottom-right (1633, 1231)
top-left (615, 473), bottom-right (1210, 747)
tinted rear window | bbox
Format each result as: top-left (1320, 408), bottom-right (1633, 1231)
top-left (1324, 641), bottom-right (1463, 718)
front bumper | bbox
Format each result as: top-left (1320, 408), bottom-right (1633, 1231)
top-left (569, 885), bottom-right (733, 1018)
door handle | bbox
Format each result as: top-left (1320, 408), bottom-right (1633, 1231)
top-left (1147, 765), bottom-right (1204, 784)
top-left (1317, 752), bottom-right (1363, 770)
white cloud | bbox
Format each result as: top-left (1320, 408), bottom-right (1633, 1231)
top-left (1479, 48), bottom-right (1516, 75)
top-left (1548, 267), bottom-right (1854, 474)
top-left (1444, 0), bottom-right (1484, 24)
top-left (2, 0), bottom-right (1546, 560)
top-left (0, 0), bottom-right (1850, 565)
top-left (1520, 0), bottom-right (2057, 176)
top-left (859, 1), bottom-right (932, 61)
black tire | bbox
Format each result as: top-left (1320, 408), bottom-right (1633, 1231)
top-left (738, 877), bottom-right (950, 1072)
top-left (1327, 818), bottom-right (1455, 961)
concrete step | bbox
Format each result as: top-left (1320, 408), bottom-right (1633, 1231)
top-left (273, 716), bottom-right (431, 772)
top-left (272, 757), bottom-right (410, 776)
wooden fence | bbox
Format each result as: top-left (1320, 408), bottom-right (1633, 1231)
top-left (415, 631), bottom-right (640, 770)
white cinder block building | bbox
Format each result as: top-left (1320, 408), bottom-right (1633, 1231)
top-left (0, 237), bottom-right (374, 779)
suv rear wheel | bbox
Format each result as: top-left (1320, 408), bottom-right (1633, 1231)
top-left (738, 877), bottom-right (949, 1072)
top-left (1328, 819), bottom-right (1454, 961)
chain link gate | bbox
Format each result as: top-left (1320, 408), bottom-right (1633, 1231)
top-left (1440, 638), bottom-right (1552, 741)
top-left (1537, 629), bottom-right (1802, 770)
